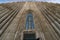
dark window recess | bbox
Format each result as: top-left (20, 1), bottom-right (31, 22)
top-left (23, 31), bottom-right (36, 40)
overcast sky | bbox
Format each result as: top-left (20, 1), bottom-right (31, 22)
top-left (0, 0), bottom-right (60, 3)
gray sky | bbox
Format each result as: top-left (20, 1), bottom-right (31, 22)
top-left (0, 0), bottom-right (60, 3)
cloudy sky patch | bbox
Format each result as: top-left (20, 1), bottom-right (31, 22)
top-left (0, 0), bottom-right (60, 3)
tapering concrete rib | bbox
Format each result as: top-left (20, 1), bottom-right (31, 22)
top-left (0, 3), bottom-right (25, 40)
top-left (14, 2), bottom-right (45, 40)
top-left (0, 2), bottom-right (46, 40)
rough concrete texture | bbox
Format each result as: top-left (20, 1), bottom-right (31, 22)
top-left (0, 2), bottom-right (60, 40)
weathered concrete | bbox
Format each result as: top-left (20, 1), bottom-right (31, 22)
top-left (0, 2), bottom-right (60, 40)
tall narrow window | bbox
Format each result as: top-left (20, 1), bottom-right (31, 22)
top-left (26, 12), bottom-right (34, 30)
